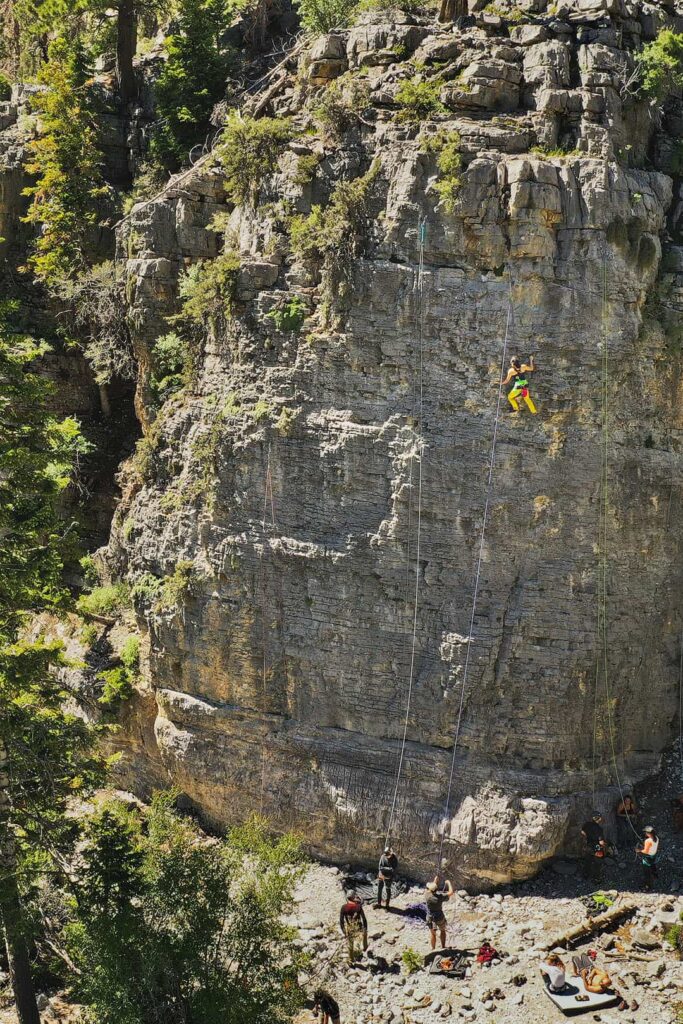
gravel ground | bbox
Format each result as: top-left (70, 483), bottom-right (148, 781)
top-left (291, 862), bottom-right (682, 1024)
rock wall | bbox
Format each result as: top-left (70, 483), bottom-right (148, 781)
top-left (106, 0), bottom-right (683, 886)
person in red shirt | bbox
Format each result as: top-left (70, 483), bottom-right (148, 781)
top-left (339, 893), bottom-right (368, 963)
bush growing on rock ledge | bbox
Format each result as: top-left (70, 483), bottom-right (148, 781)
top-left (215, 114), bottom-right (294, 207)
top-left (294, 0), bottom-right (358, 33)
top-left (395, 76), bottom-right (446, 125)
top-left (422, 128), bottom-right (462, 214)
top-left (177, 251), bottom-right (241, 332)
top-left (635, 29), bottom-right (683, 102)
top-left (289, 159), bottom-right (381, 313)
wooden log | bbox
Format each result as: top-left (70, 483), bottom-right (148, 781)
top-left (544, 901), bottom-right (637, 950)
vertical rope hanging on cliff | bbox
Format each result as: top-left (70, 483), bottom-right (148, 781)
top-left (436, 274), bottom-right (514, 868)
top-left (385, 218), bottom-right (427, 846)
top-left (591, 252), bottom-right (640, 840)
top-left (259, 445), bottom-right (276, 816)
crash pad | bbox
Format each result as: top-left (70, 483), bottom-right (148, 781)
top-left (543, 976), bottom-right (620, 1016)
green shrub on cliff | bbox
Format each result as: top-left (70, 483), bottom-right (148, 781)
top-left (312, 74), bottom-right (371, 140)
top-left (289, 160), bottom-right (380, 309)
top-left (636, 29), bottom-right (683, 100)
top-left (177, 251), bottom-right (241, 331)
top-left (77, 582), bottom-right (130, 619)
top-left (422, 128), bottom-right (462, 213)
top-left (215, 114), bottom-right (294, 207)
top-left (150, 331), bottom-right (191, 405)
top-left (395, 75), bottom-right (445, 124)
top-left (67, 798), bottom-right (308, 1024)
top-left (294, 0), bottom-right (357, 32)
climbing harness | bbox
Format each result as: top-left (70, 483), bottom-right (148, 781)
top-left (385, 217), bottom-right (427, 847)
top-left (590, 252), bottom-right (640, 841)
top-left (436, 272), bottom-right (515, 867)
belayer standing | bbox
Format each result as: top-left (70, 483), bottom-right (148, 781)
top-left (636, 826), bottom-right (659, 891)
top-left (339, 891), bottom-right (368, 964)
top-left (580, 811), bottom-right (607, 881)
top-left (501, 355), bottom-right (537, 414)
top-left (425, 876), bottom-right (454, 951)
top-left (375, 846), bottom-right (398, 909)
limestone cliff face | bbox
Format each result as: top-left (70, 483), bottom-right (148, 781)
top-left (104, 0), bottom-right (683, 886)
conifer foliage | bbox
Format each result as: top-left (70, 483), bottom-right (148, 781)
top-left (0, 300), bottom-right (104, 1024)
top-left (22, 37), bottom-right (107, 287)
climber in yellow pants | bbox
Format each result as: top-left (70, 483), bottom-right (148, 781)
top-left (501, 355), bottom-right (537, 413)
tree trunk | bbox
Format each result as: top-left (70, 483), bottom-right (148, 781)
top-left (98, 383), bottom-right (112, 419)
top-left (0, 739), bottom-right (40, 1024)
top-left (116, 0), bottom-right (138, 106)
top-left (438, 0), bottom-right (466, 23)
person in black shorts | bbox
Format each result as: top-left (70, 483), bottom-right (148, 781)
top-left (313, 988), bottom-right (341, 1024)
top-left (424, 875), bottom-right (454, 950)
top-left (580, 812), bottom-right (606, 881)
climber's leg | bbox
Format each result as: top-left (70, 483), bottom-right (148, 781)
top-left (507, 389), bottom-right (520, 411)
top-left (520, 389), bottom-right (537, 414)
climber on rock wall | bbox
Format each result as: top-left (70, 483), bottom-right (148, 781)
top-left (501, 355), bottom-right (537, 414)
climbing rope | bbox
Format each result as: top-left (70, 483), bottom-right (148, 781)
top-left (259, 445), bottom-right (276, 816)
top-left (678, 629), bottom-right (683, 779)
top-left (436, 273), bottom-right (515, 868)
top-left (385, 218), bottom-right (427, 847)
top-left (591, 252), bottom-right (641, 841)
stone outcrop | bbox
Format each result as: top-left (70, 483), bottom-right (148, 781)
top-left (92, 1), bottom-right (683, 886)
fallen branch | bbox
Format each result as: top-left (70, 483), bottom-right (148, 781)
top-left (544, 901), bottom-right (637, 950)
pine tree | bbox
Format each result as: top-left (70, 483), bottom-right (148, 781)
top-left (22, 36), bottom-right (107, 287)
top-left (0, 300), bottom-right (105, 1024)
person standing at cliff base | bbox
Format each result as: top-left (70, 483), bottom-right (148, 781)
top-left (425, 877), bottom-right (454, 950)
top-left (636, 826), bottom-right (659, 891)
top-left (375, 846), bottom-right (398, 909)
top-left (615, 792), bottom-right (638, 848)
top-left (501, 355), bottom-right (537, 414)
top-left (339, 892), bottom-right (368, 963)
top-left (581, 812), bottom-right (607, 881)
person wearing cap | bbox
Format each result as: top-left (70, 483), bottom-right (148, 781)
top-left (424, 875), bottom-right (454, 950)
top-left (339, 892), bottom-right (368, 963)
top-left (375, 846), bottom-right (398, 909)
top-left (580, 812), bottom-right (607, 880)
top-left (636, 826), bottom-right (659, 891)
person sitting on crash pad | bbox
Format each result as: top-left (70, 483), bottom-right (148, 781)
top-left (540, 953), bottom-right (567, 993)
top-left (501, 355), bottom-right (537, 414)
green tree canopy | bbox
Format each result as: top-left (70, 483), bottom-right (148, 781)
top-left (22, 36), bottom-right (108, 287)
top-left (68, 797), bottom-right (309, 1024)
top-left (0, 299), bottom-right (105, 1024)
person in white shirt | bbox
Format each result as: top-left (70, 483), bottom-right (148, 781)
top-left (540, 954), bottom-right (567, 993)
